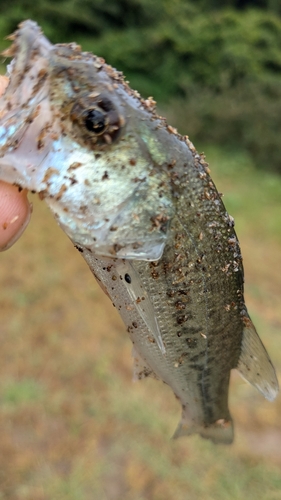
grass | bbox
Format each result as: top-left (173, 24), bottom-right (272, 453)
top-left (0, 146), bottom-right (281, 499)
top-left (0, 378), bottom-right (45, 406)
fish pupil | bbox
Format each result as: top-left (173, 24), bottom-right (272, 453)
top-left (84, 109), bottom-right (106, 134)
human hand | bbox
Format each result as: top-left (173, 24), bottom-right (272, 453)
top-left (0, 76), bottom-right (32, 251)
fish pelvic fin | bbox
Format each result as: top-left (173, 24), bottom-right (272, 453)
top-left (236, 317), bottom-right (279, 402)
top-left (173, 414), bottom-right (234, 445)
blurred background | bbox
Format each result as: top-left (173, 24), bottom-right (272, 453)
top-left (0, 1), bottom-right (281, 499)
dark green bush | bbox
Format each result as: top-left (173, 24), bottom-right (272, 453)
top-left (1, 2), bottom-right (281, 171)
top-left (164, 79), bottom-right (281, 172)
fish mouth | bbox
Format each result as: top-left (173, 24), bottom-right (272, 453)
top-left (2, 20), bottom-right (52, 102)
top-left (0, 21), bottom-right (56, 190)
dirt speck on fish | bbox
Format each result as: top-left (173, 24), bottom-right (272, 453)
top-left (0, 21), bottom-right (278, 444)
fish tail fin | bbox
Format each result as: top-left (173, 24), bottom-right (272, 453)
top-left (173, 413), bottom-right (234, 445)
top-left (236, 317), bottom-right (279, 401)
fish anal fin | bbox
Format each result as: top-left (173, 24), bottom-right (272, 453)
top-left (132, 347), bottom-right (159, 381)
top-left (173, 411), bottom-right (233, 445)
top-left (237, 317), bottom-right (279, 401)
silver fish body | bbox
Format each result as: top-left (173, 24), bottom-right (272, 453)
top-left (0, 21), bottom-right (278, 444)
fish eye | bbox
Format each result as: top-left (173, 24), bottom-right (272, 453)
top-left (70, 93), bottom-right (125, 149)
top-left (84, 108), bottom-right (108, 135)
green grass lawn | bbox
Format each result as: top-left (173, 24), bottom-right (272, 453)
top-left (0, 146), bottom-right (281, 499)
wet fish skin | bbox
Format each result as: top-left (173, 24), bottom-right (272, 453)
top-left (0, 21), bottom-right (278, 444)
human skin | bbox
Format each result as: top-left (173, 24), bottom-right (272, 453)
top-left (0, 76), bottom-right (32, 251)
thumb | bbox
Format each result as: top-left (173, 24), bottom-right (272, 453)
top-left (0, 182), bottom-right (32, 251)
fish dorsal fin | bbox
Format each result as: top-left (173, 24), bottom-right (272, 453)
top-left (236, 318), bottom-right (279, 401)
top-left (132, 347), bottom-right (159, 381)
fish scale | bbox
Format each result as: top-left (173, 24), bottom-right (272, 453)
top-left (0, 20), bottom-right (278, 444)
top-left (133, 216), bottom-right (240, 439)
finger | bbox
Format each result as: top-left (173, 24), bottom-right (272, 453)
top-left (0, 75), bottom-right (9, 95)
top-left (0, 181), bottom-right (32, 251)
top-left (0, 76), bottom-right (32, 250)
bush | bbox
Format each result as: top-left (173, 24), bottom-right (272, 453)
top-left (163, 79), bottom-right (281, 172)
top-left (1, 2), bottom-right (281, 171)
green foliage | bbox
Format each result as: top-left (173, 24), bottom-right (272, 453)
top-left (1, 1), bottom-right (281, 170)
top-left (165, 78), bottom-right (281, 173)
top-left (196, 0), bottom-right (281, 14)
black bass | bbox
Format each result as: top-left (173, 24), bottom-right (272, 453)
top-left (0, 21), bottom-right (278, 444)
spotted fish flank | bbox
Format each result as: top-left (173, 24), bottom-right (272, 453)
top-left (0, 21), bottom-right (278, 444)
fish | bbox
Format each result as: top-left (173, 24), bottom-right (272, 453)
top-left (0, 20), bottom-right (278, 444)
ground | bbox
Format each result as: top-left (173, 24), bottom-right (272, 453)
top-left (0, 147), bottom-right (280, 499)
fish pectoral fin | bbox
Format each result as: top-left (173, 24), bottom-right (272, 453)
top-left (132, 347), bottom-right (159, 381)
top-left (236, 318), bottom-right (279, 401)
top-left (173, 412), bottom-right (233, 445)
top-left (115, 260), bottom-right (166, 354)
